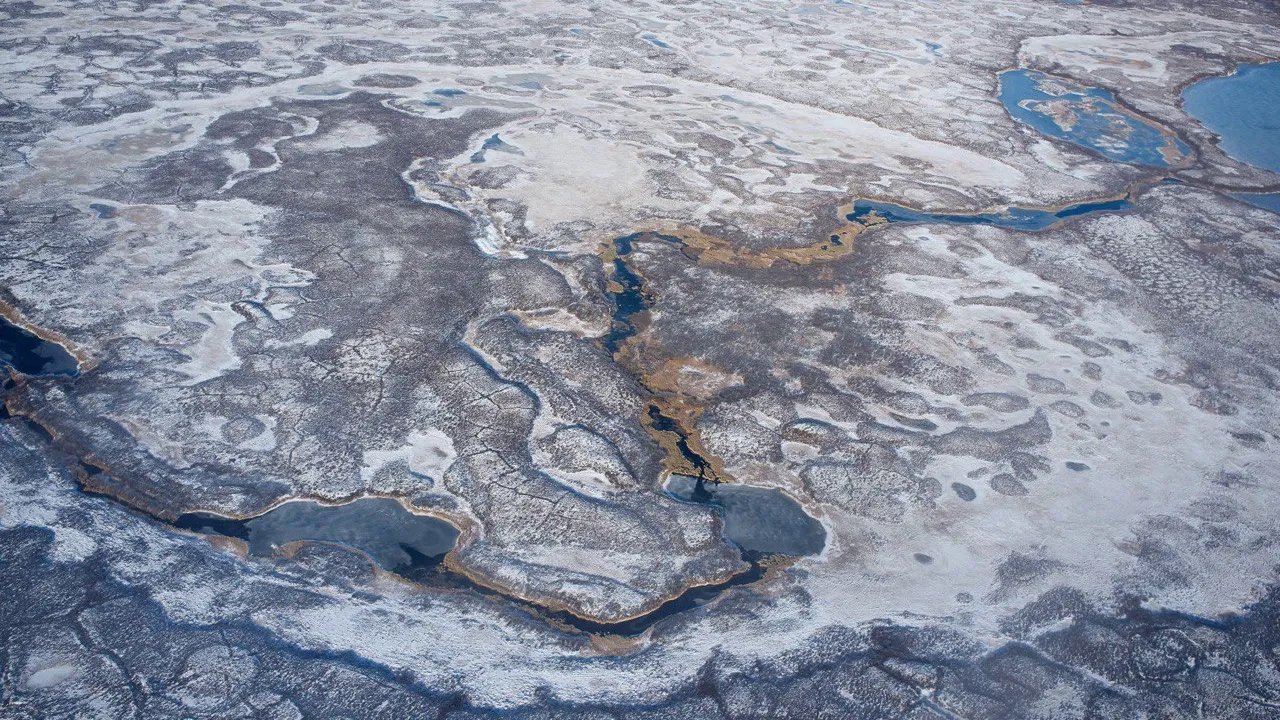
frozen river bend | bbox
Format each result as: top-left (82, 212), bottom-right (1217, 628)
top-left (3, 0), bottom-right (1280, 716)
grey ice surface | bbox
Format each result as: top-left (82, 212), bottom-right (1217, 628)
top-left (180, 497), bottom-right (459, 570)
top-left (665, 475), bottom-right (826, 556)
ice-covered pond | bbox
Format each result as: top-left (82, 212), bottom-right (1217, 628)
top-left (665, 475), bottom-right (826, 556)
top-left (176, 497), bottom-right (460, 572)
top-left (0, 317), bottom-right (78, 376)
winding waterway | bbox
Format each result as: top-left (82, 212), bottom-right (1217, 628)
top-left (846, 193), bottom-right (1135, 231)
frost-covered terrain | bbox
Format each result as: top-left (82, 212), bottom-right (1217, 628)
top-left (3, 0), bottom-right (1280, 716)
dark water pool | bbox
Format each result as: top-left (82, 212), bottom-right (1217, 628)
top-left (999, 69), bottom-right (1190, 167)
top-left (0, 317), bottom-right (79, 376)
top-left (1183, 62), bottom-right (1280, 174)
top-left (602, 233), bottom-right (655, 355)
top-left (176, 497), bottom-right (460, 572)
top-left (88, 203), bottom-right (117, 219)
top-left (665, 475), bottom-right (826, 556)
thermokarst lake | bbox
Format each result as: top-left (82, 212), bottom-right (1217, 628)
top-left (0, 317), bottom-right (79, 377)
top-left (999, 68), bottom-right (1191, 167)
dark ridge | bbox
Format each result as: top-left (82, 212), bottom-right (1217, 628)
top-left (544, 554), bottom-right (768, 635)
top-left (77, 459), bottom-right (103, 477)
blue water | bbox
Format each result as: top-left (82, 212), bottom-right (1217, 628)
top-left (602, 233), bottom-right (660, 355)
top-left (1183, 63), bottom-right (1280, 174)
top-left (641, 33), bottom-right (670, 49)
top-left (432, 88), bottom-right (466, 97)
top-left (847, 194), bottom-right (1132, 231)
top-left (470, 133), bottom-right (522, 163)
top-left (1232, 192), bottom-right (1280, 214)
top-left (999, 69), bottom-right (1190, 167)
top-left (88, 203), bottom-right (117, 219)
top-left (0, 317), bottom-right (79, 376)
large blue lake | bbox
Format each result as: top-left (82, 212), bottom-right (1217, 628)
top-left (1182, 62), bottom-right (1280, 175)
top-left (999, 69), bottom-right (1190, 167)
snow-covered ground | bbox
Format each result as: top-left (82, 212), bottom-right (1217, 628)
top-left (2, 0), bottom-right (1279, 716)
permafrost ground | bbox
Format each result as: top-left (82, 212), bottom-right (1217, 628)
top-left (3, 0), bottom-right (1280, 717)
